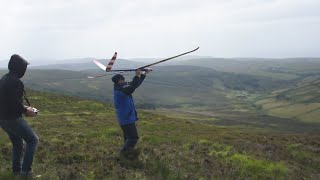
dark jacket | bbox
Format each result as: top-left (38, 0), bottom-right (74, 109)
top-left (113, 74), bottom-right (145, 125)
top-left (0, 55), bottom-right (28, 120)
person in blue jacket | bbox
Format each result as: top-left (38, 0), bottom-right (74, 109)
top-left (112, 69), bottom-right (150, 153)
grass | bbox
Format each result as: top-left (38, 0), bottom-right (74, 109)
top-left (0, 65), bottom-right (290, 111)
top-left (298, 109), bottom-right (320, 123)
top-left (255, 75), bottom-right (320, 123)
top-left (0, 90), bottom-right (319, 179)
top-left (148, 108), bottom-right (320, 133)
top-left (268, 103), bottom-right (320, 119)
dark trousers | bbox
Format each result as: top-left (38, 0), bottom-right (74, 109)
top-left (0, 118), bottom-right (39, 173)
top-left (120, 123), bottom-right (139, 152)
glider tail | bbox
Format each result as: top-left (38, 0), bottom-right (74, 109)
top-left (106, 52), bottom-right (117, 71)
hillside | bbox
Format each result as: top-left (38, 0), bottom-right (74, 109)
top-left (0, 90), bottom-right (319, 179)
top-left (0, 66), bottom-right (289, 110)
top-left (1, 61), bottom-right (319, 127)
top-left (179, 58), bottom-right (320, 80)
top-left (256, 75), bottom-right (320, 123)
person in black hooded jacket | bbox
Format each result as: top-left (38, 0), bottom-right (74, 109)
top-left (0, 54), bottom-right (38, 176)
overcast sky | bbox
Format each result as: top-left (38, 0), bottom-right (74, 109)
top-left (0, 0), bottom-right (319, 60)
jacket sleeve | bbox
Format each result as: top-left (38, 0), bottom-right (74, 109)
top-left (9, 80), bottom-right (27, 114)
top-left (121, 74), bottom-right (146, 95)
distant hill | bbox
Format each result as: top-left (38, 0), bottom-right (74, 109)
top-left (31, 59), bottom-right (145, 71)
top-left (31, 62), bottom-right (97, 71)
top-left (1, 57), bottom-right (319, 124)
top-left (0, 60), bottom-right (8, 69)
top-left (3, 56), bottom-right (320, 80)
top-left (0, 58), bottom-right (82, 68)
top-left (256, 75), bottom-right (320, 123)
top-left (178, 58), bottom-right (320, 80)
top-left (129, 55), bottom-right (213, 63)
top-left (0, 65), bottom-right (289, 110)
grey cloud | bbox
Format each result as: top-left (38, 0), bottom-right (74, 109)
top-left (0, 0), bottom-right (319, 59)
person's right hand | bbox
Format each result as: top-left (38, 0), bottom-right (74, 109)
top-left (144, 68), bottom-right (152, 75)
top-left (26, 107), bottom-right (37, 117)
top-left (135, 69), bottom-right (142, 77)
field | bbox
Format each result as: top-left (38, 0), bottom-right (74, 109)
top-left (1, 57), bottom-right (320, 179)
top-left (256, 75), bottom-right (320, 123)
top-left (0, 90), bottom-right (319, 179)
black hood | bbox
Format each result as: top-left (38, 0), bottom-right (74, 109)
top-left (8, 54), bottom-right (29, 78)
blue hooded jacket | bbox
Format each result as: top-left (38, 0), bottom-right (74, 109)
top-left (113, 74), bottom-right (145, 125)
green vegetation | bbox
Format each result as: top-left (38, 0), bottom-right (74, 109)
top-left (148, 108), bottom-right (320, 133)
top-left (256, 75), bottom-right (320, 123)
top-left (2, 59), bottom-right (319, 126)
top-left (180, 58), bottom-right (320, 80)
top-left (1, 58), bottom-right (319, 178)
top-left (0, 90), bottom-right (319, 179)
top-left (0, 64), bottom-right (288, 111)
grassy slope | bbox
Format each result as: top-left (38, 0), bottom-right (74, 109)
top-left (0, 91), bottom-right (319, 179)
top-left (256, 75), bottom-right (320, 123)
top-left (1, 67), bottom-right (286, 110)
top-left (145, 108), bottom-right (320, 134)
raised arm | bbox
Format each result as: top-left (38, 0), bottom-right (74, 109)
top-left (121, 70), bottom-right (147, 95)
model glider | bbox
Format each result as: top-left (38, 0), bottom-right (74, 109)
top-left (88, 47), bottom-right (199, 79)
